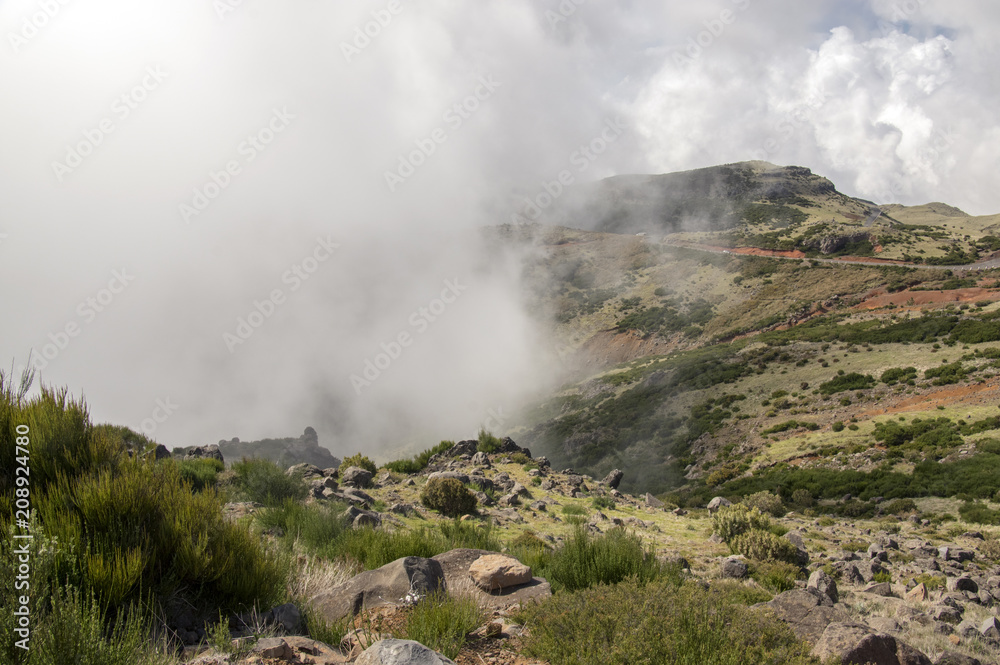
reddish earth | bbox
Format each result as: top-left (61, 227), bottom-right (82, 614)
top-left (855, 287), bottom-right (1000, 310)
top-left (860, 380), bottom-right (1000, 418)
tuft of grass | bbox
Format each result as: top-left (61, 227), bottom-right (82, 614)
top-left (476, 428), bottom-right (503, 454)
top-left (177, 458), bottom-right (224, 491)
top-left (543, 526), bottom-right (674, 592)
top-left (561, 503), bottom-right (587, 516)
top-left (403, 591), bottom-right (485, 660)
top-left (230, 458), bottom-right (308, 507)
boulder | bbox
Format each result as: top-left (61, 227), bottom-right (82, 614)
top-left (468, 554), bottom-right (532, 591)
top-left (355, 639), bottom-right (455, 665)
top-left (811, 623), bottom-right (908, 665)
top-left (342, 488), bottom-right (376, 507)
top-left (602, 469), bottom-right (624, 489)
top-left (183, 445), bottom-right (224, 463)
top-left (645, 493), bottom-right (664, 508)
top-left (427, 471), bottom-right (470, 485)
top-left (287, 463), bottom-right (324, 480)
top-left (947, 576), bottom-right (978, 593)
top-left (344, 505), bottom-right (381, 528)
top-left (862, 582), bottom-right (893, 597)
top-left (906, 583), bottom-right (928, 602)
top-left (341, 466), bottom-right (373, 488)
top-left (267, 603), bottom-right (302, 634)
top-left (930, 605), bottom-right (963, 624)
top-left (309, 557), bottom-right (444, 622)
top-left (254, 637), bottom-right (292, 660)
top-left (707, 496), bottom-right (732, 514)
top-left (808, 570), bottom-right (839, 603)
top-left (721, 557), bottom-right (748, 579)
top-left (432, 548), bottom-right (551, 609)
top-left (761, 588), bottom-right (851, 643)
top-left (470, 452), bottom-right (490, 467)
top-left (980, 616), bottom-right (1000, 639)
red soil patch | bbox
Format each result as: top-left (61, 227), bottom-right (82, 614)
top-left (855, 287), bottom-right (1000, 310)
top-left (578, 329), bottom-right (680, 368)
top-left (859, 380), bottom-right (1000, 418)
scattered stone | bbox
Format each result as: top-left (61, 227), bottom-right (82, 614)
top-left (862, 582), bottom-right (893, 597)
top-left (947, 576), bottom-right (978, 593)
top-left (981, 616), bottom-right (1000, 640)
top-left (810, 622), bottom-right (898, 665)
top-left (930, 605), bottom-right (963, 624)
top-left (183, 444), bottom-right (224, 463)
top-left (427, 471), bottom-right (470, 485)
top-left (355, 639), bottom-right (456, 665)
top-left (602, 469), bottom-right (624, 489)
top-left (707, 496), bottom-right (732, 514)
top-left (268, 603), bottom-right (302, 634)
top-left (721, 557), bottom-right (748, 579)
top-left (808, 570), bottom-right (839, 603)
top-left (645, 493), bottom-right (664, 508)
top-left (761, 588), bottom-right (851, 643)
top-left (469, 554), bottom-right (532, 592)
top-left (341, 466), bottom-right (373, 488)
top-left (287, 463), bottom-right (324, 480)
top-left (254, 637), bottom-right (291, 660)
top-left (906, 583), bottom-right (928, 602)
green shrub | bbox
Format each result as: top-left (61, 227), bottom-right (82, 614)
top-left (177, 457), bottom-right (224, 491)
top-left (831, 421), bottom-right (845, 432)
top-left (819, 372), bottom-right (875, 395)
top-left (476, 428), bottom-right (502, 454)
top-left (791, 489), bottom-right (813, 508)
top-left (751, 561), bottom-right (802, 593)
top-left (712, 505), bottom-right (771, 543)
top-left (760, 420), bottom-right (820, 435)
top-left (958, 501), bottom-right (1000, 525)
top-left (384, 441), bottom-right (454, 474)
top-left (509, 452), bottom-right (531, 465)
top-left (421, 478), bottom-right (477, 518)
top-left (924, 362), bottom-right (968, 386)
top-left (230, 458), bottom-right (308, 507)
top-left (881, 367), bottom-right (918, 385)
top-left (521, 578), bottom-right (814, 665)
top-left (591, 496), bottom-right (616, 510)
top-left (881, 498), bottom-right (918, 515)
top-left (730, 529), bottom-right (800, 564)
top-left (873, 571), bottom-right (893, 584)
top-left (339, 453), bottom-right (377, 475)
top-left (741, 491), bottom-right (786, 517)
top-left (403, 591), bottom-right (485, 660)
top-left (543, 526), bottom-right (672, 592)
top-left (561, 503), bottom-right (587, 516)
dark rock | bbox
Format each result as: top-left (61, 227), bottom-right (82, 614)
top-left (934, 652), bottom-right (982, 665)
top-left (947, 576), bottom-right (978, 593)
top-left (309, 557), bottom-right (445, 621)
top-left (761, 588), bottom-right (850, 643)
top-left (602, 469), bottom-right (624, 489)
top-left (808, 570), bottom-right (839, 603)
top-left (930, 605), bottom-right (962, 624)
top-left (811, 622), bottom-right (898, 665)
top-left (341, 466), bottom-right (373, 488)
top-left (287, 463), bottom-right (324, 480)
top-left (343, 505), bottom-right (381, 528)
top-left (183, 444), bottom-right (224, 463)
top-left (721, 557), bottom-right (748, 579)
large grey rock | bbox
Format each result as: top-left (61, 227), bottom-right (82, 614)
top-left (341, 466), bottom-right (373, 488)
top-left (267, 602), bottom-right (302, 634)
top-left (470, 452), bottom-right (490, 467)
top-left (602, 469), bottom-right (624, 489)
top-left (355, 639), bottom-right (455, 665)
top-left (254, 637), bottom-right (292, 660)
top-left (862, 582), bottom-right (893, 597)
top-left (947, 575), bottom-right (978, 593)
top-left (645, 493), bottom-right (664, 508)
top-left (811, 623), bottom-right (911, 665)
top-left (808, 570), bottom-right (839, 603)
top-left (980, 616), bottom-right (1000, 639)
top-left (929, 605), bottom-right (962, 624)
top-left (707, 496), bottom-right (732, 513)
top-left (432, 548), bottom-right (551, 608)
top-left (287, 463), bottom-right (324, 480)
top-left (309, 557), bottom-right (444, 622)
top-left (427, 471), bottom-right (470, 485)
top-left (761, 588), bottom-right (851, 643)
top-left (343, 505), bottom-right (381, 528)
top-left (468, 554), bottom-right (532, 591)
top-left (183, 444), bottom-right (224, 463)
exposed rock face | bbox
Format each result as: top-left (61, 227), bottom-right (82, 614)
top-left (707, 496), bottom-right (732, 513)
top-left (203, 427), bottom-right (340, 470)
top-left (808, 570), bottom-right (839, 603)
top-left (432, 548), bottom-right (551, 609)
top-left (341, 466), bottom-right (374, 488)
top-left (355, 639), bottom-right (456, 665)
top-left (182, 445), bottom-right (224, 463)
top-left (761, 588), bottom-right (851, 643)
top-left (602, 469), bottom-right (624, 489)
top-left (811, 622), bottom-right (931, 665)
top-left (468, 554), bottom-right (532, 591)
top-left (720, 557), bottom-right (748, 579)
top-left (308, 557), bottom-right (445, 622)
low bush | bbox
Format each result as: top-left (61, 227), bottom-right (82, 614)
top-left (819, 372), bottom-right (875, 395)
top-left (230, 458), bottom-right (308, 507)
top-left (339, 453), bottom-right (377, 475)
top-left (561, 503), bottom-right (587, 516)
top-left (958, 501), bottom-right (1000, 525)
top-left (384, 441), bottom-right (454, 474)
top-left (421, 478), bottom-right (477, 518)
top-left (712, 505), bottom-right (771, 543)
top-left (543, 526), bottom-right (672, 592)
top-left (476, 428), bottom-right (502, 454)
top-left (591, 496), bottom-right (616, 510)
top-left (741, 491), bottom-right (786, 517)
top-left (751, 561), bottom-right (802, 593)
top-left (403, 591), bottom-right (485, 660)
top-left (760, 420), bottom-right (820, 435)
top-left (730, 529), bottom-right (800, 564)
top-left (521, 578), bottom-right (814, 665)
top-left (177, 457), bottom-right (224, 491)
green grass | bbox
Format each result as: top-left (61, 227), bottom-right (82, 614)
top-left (540, 526), bottom-right (674, 592)
top-left (230, 458), bottom-right (308, 507)
top-left (521, 578), bottom-right (816, 665)
top-left (403, 591), bottom-right (485, 660)
top-left (477, 428), bottom-right (502, 454)
top-left (383, 440), bottom-right (454, 474)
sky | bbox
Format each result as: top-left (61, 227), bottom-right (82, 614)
top-left (1, 0), bottom-right (998, 458)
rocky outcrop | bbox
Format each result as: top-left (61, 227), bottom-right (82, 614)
top-left (468, 554), bottom-right (532, 591)
top-left (213, 427), bottom-right (340, 470)
top-left (355, 639), bottom-right (455, 665)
